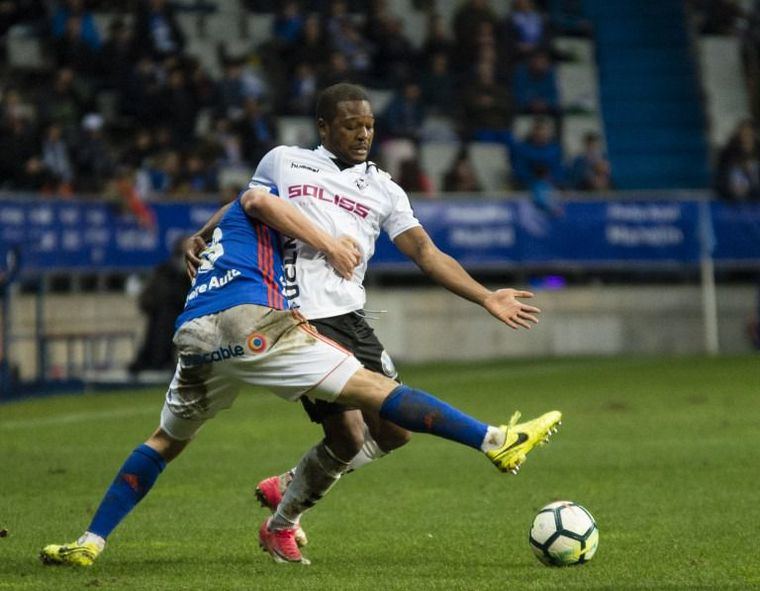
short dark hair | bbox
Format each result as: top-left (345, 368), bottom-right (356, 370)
top-left (315, 83), bottom-right (370, 122)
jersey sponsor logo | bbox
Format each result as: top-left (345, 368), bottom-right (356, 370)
top-left (182, 344), bottom-right (246, 366)
top-left (355, 177), bottom-right (368, 190)
top-left (246, 331), bottom-right (268, 353)
top-left (186, 268), bottom-right (242, 302)
top-left (287, 184), bottom-right (371, 219)
top-left (290, 162), bottom-right (321, 173)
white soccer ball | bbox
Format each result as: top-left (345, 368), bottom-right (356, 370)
top-left (529, 500), bottom-right (599, 566)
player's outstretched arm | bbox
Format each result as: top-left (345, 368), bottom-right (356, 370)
top-left (393, 226), bottom-right (540, 330)
top-left (241, 187), bottom-right (360, 279)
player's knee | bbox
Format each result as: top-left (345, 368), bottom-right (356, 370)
top-left (372, 423), bottom-right (412, 452)
top-left (322, 412), bottom-right (365, 459)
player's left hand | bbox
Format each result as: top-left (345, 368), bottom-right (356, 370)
top-left (184, 235), bottom-right (206, 279)
top-left (483, 289), bottom-right (541, 330)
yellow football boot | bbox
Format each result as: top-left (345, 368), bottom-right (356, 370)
top-left (487, 410), bottom-right (562, 474)
top-left (40, 540), bottom-right (102, 566)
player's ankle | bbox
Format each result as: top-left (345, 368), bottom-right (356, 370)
top-left (78, 532), bottom-right (106, 551)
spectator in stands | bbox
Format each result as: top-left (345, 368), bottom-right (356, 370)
top-left (132, 0), bottom-right (185, 60)
top-left (530, 163), bottom-right (563, 215)
top-left (512, 50), bottom-right (560, 116)
top-left (72, 113), bottom-right (114, 193)
top-left (690, 0), bottom-right (744, 35)
top-left (716, 119), bottom-right (760, 202)
top-left (508, 116), bottom-right (564, 189)
top-left (41, 122), bottom-right (74, 195)
top-left (569, 131), bottom-right (612, 191)
top-left (372, 15), bottom-right (416, 88)
top-left (0, 112), bottom-right (46, 190)
top-left (381, 81), bottom-right (426, 142)
top-left (52, 13), bottom-right (102, 76)
top-left (38, 68), bottom-right (87, 138)
top-left (318, 51), bottom-right (354, 89)
top-left (128, 237), bottom-right (190, 374)
top-left (420, 52), bottom-right (457, 118)
top-left (51, 0), bottom-right (101, 51)
top-left (502, 0), bottom-right (552, 62)
top-left (443, 148), bottom-right (483, 193)
top-left (177, 152), bottom-right (216, 195)
top-left (287, 62), bottom-right (319, 115)
top-left (238, 97), bottom-right (278, 166)
top-left (420, 13), bottom-right (454, 66)
top-left (452, 0), bottom-right (499, 72)
top-left (397, 155), bottom-right (434, 196)
top-left (99, 18), bottom-right (136, 92)
top-left (215, 57), bottom-right (258, 121)
top-left (461, 61), bottom-right (514, 143)
top-left (208, 116), bottom-right (244, 168)
top-left (121, 128), bottom-right (156, 169)
top-left (273, 1), bottom-right (305, 46)
top-left (120, 56), bottom-right (163, 123)
top-left (283, 13), bottom-right (329, 73)
top-left (331, 19), bottom-right (373, 83)
top-left (158, 67), bottom-right (199, 146)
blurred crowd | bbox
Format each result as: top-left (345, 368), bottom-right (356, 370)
top-left (687, 0), bottom-right (760, 202)
top-left (0, 0), bottom-right (615, 207)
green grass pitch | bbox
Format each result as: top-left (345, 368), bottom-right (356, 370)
top-left (1, 356), bottom-right (759, 590)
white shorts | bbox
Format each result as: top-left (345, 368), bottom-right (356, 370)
top-left (160, 304), bottom-right (362, 440)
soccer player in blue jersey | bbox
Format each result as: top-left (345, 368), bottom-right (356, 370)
top-left (39, 186), bottom-right (561, 567)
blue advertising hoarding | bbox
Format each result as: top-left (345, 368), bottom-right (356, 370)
top-left (0, 197), bottom-right (758, 275)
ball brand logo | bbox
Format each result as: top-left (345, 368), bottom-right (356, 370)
top-left (182, 344), bottom-right (245, 366)
top-left (287, 184), bottom-right (370, 219)
top-left (247, 332), bottom-right (268, 353)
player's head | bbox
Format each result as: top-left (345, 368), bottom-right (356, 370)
top-left (316, 83), bottom-right (374, 165)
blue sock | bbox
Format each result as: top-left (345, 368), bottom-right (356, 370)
top-left (379, 385), bottom-right (488, 450)
top-left (87, 444), bottom-right (166, 539)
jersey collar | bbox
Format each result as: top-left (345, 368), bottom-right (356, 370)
top-left (315, 145), bottom-right (365, 172)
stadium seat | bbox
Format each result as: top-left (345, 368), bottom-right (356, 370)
top-left (558, 62), bottom-right (599, 113)
top-left (366, 89), bottom-right (394, 115)
top-left (419, 142), bottom-right (460, 192)
top-left (468, 143), bottom-right (509, 192)
top-left (419, 115), bottom-right (459, 143)
top-left (278, 116), bottom-right (317, 148)
top-left (563, 113), bottom-right (605, 156)
top-left (6, 26), bottom-right (46, 71)
top-left (379, 138), bottom-right (416, 179)
top-left (698, 36), bottom-right (752, 147)
top-left (246, 13), bottom-right (275, 47)
top-left (555, 37), bottom-right (594, 65)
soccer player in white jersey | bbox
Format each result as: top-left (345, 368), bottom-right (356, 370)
top-left (39, 184), bottom-right (561, 568)
top-left (185, 83), bottom-right (554, 563)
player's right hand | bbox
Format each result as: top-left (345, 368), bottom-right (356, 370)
top-left (184, 235), bottom-right (206, 279)
top-left (326, 236), bottom-right (361, 280)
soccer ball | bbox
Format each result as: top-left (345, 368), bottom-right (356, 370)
top-left (529, 501), bottom-right (599, 566)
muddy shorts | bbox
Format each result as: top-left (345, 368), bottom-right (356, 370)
top-left (159, 304), bottom-right (362, 440)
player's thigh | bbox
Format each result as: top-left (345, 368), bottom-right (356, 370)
top-left (222, 307), bottom-right (362, 402)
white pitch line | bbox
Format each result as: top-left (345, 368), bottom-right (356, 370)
top-left (0, 406), bottom-right (157, 430)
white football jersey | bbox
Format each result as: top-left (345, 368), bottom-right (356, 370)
top-left (249, 145), bottom-right (420, 320)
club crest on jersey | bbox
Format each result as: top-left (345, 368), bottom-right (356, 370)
top-left (246, 332), bottom-right (268, 354)
top-left (355, 177), bottom-right (368, 190)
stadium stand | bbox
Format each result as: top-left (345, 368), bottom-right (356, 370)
top-left (586, 0), bottom-right (712, 190)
